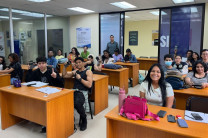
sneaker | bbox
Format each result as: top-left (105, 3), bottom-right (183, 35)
top-left (80, 117), bottom-right (87, 131)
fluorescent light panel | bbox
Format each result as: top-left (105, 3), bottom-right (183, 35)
top-left (150, 11), bottom-right (167, 16)
top-left (172, 0), bottom-right (194, 4)
top-left (0, 16), bottom-right (21, 20)
top-left (110, 1), bottom-right (136, 9)
top-left (68, 7), bottom-right (94, 13)
top-left (27, 0), bottom-right (51, 2)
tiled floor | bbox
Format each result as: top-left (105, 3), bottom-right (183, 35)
top-left (0, 84), bottom-right (141, 138)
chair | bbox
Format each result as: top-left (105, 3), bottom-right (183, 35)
top-left (186, 96), bottom-right (208, 113)
top-left (139, 56), bottom-right (148, 58)
top-left (150, 56), bottom-right (158, 59)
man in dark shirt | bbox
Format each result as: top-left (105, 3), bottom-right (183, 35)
top-left (106, 35), bottom-right (119, 55)
top-left (26, 56), bottom-right (64, 88)
top-left (62, 57), bottom-right (93, 131)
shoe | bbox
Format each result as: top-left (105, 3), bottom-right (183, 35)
top-left (40, 126), bottom-right (46, 133)
top-left (80, 117), bottom-right (87, 131)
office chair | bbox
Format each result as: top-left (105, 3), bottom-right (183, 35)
top-left (186, 96), bottom-right (208, 113)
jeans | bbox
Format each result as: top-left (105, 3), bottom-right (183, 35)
top-left (74, 91), bottom-right (86, 119)
top-left (11, 78), bottom-right (18, 85)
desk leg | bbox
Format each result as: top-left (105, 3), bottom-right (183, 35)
top-left (0, 92), bottom-right (23, 130)
top-left (46, 92), bottom-right (74, 138)
top-left (94, 77), bottom-right (108, 115)
top-left (132, 65), bottom-right (139, 87)
top-left (120, 69), bottom-right (129, 94)
top-left (107, 119), bottom-right (114, 138)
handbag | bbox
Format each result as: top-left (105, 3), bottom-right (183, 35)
top-left (13, 79), bottom-right (21, 88)
top-left (120, 96), bottom-right (160, 121)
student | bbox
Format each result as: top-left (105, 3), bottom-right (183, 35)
top-left (112, 48), bottom-right (123, 62)
top-left (81, 46), bottom-right (90, 59)
top-left (172, 55), bottom-right (188, 75)
top-left (201, 49), bottom-right (208, 66)
top-left (68, 47), bottom-right (80, 68)
top-left (102, 50), bottom-right (114, 64)
top-left (185, 60), bottom-right (208, 88)
top-left (191, 52), bottom-right (200, 66)
top-left (106, 35), bottom-right (119, 55)
top-left (26, 56), bottom-right (64, 87)
top-left (55, 49), bottom-right (64, 60)
top-left (47, 50), bottom-right (58, 68)
top-left (139, 64), bottom-right (174, 107)
top-left (84, 55), bottom-right (102, 72)
top-left (62, 57), bottom-right (93, 131)
top-left (0, 56), bottom-right (6, 70)
top-left (124, 48), bottom-right (137, 63)
top-left (0, 53), bottom-right (23, 84)
top-left (186, 50), bottom-right (193, 66)
top-left (162, 54), bottom-right (177, 76)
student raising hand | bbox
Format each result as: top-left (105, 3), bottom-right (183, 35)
top-left (51, 68), bottom-right (57, 78)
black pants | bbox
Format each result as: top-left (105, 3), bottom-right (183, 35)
top-left (74, 91), bottom-right (86, 119)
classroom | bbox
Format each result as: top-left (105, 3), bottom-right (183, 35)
top-left (0, 0), bottom-right (208, 138)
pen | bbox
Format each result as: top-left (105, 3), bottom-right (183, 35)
top-left (185, 115), bottom-right (195, 120)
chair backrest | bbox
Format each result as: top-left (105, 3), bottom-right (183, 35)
top-left (92, 71), bottom-right (107, 76)
top-left (186, 96), bottom-right (208, 113)
top-left (150, 56), bottom-right (158, 59)
top-left (172, 97), bottom-right (176, 108)
top-left (139, 56), bottom-right (148, 58)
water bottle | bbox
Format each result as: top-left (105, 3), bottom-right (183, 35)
top-left (119, 88), bottom-right (126, 112)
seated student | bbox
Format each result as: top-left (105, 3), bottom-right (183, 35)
top-left (55, 49), bottom-right (64, 60)
top-left (162, 54), bottom-right (177, 76)
top-left (47, 50), bottom-right (58, 68)
top-left (186, 50), bottom-right (193, 66)
top-left (81, 46), bottom-right (90, 59)
top-left (124, 49), bottom-right (137, 63)
top-left (26, 56), bottom-right (64, 87)
top-left (68, 47), bottom-right (80, 69)
top-left (102, 50), bottom-right (114, 64)
top-left (139, 64), bottom-right (174, 107)
top-left (201, 49), bottom-right (208, 66)
top-left (185, 60), bottom-right (208, 88)
top-left (112, 48), bottom-right (123, 62)
top-left (0, 56), bottom-right (6, 70)
top-left (190, 52), bottom-right (200, 66)
top-left (0, 53), bottom-right (23, 84)
top-left (172, 55), bottom-right (188, 75)
top-left (84, 54), bottom-right (102, 72)
top-left (62, 57), bottom-right (93, 131)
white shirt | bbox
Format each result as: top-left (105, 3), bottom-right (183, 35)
top-left (139, 81), bottom-right (174, 106)
top-left (103, 58), bottom-right (114, 64)
top-left (0, 64), bottom-right (3, 70)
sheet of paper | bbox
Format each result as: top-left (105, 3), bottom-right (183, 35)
top-left (22, 81), bottom-right (48, 87)
top-left (184, 110), bottom-right (208, 123)
top-left (36, 87), bottom-right (61, 95)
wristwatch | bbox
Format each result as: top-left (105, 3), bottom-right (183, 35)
top-left (78, 78), bottom-right (82, 82)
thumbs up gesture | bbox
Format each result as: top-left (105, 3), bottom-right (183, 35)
top-left (51, 68), bottom-right (57, 78)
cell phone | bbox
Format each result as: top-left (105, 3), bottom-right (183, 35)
top-left (191, 113), bottom-right (203, 120)
top-left (157, 110), bottom-right (167, 118)
top-left (177, 119), bottom-right (188, 128)
top-left (193, 85), bottom-right (202, 89)
top-left (167, 115), bottom-right (176, 123)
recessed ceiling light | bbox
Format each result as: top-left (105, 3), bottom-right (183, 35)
top-left (27, 0), bottom-right (51, 2)
top-left (110, 1), bottom-right (136, 9)
top-left (172, 0), bottom-right (194, 4)
top-left (150, 11), bottom-right (167, 16)
top-left (68, 7), bottom-right (94, 13)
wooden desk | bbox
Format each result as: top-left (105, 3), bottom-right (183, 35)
top-left (59, 64), bottom-right (72, 73)
top-left (137, 58), bottom-right (158, 70)
top-left (105, 105), bottom-right (208, 138)
top-left (0, 74), bottom-right (10, 87)
top-left (174, 88), bottom-right (208, 110)
top-left (101, 68), bottom-right (129, 94)
top-left (114, 62), bottom-right (139, 87)
top-left (0, 85), bottom-right (74, 138)
top-left (62, 74), bottom-right (109, 115)
top-left (21, 65), bottom-right (37, 82)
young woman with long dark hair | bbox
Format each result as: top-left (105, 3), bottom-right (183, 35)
top-left (0, 56), bottom-right (6, 70)
top-left (139, 64), bottom-right (174, 107)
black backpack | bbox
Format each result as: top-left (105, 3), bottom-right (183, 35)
top-left (165, 76), bottom-right (184, 90)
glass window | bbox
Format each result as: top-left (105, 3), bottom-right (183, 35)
top-left (0, 7), bottom-right (10, 64)
top-left (12, 9), bottom-right (45, 64)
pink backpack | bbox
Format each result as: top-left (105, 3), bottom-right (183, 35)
top-left (120, 96), bottom-right (160, 121)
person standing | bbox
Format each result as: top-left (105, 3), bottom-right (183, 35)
top-left (106, 35), bottom-right (119, 55)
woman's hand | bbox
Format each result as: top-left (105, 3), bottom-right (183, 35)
top-left (201, 83), bottom-right (208, 89)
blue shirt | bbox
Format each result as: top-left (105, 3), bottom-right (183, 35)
top-left (106, 41), bottom-right (118, 55)
top-left (124, 54), bottom-right (137, 63)
top-left (47, 57), bottom-right (58, 68)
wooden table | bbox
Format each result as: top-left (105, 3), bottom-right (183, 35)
top-left (21, 65), bottom-right (37, 82)
top-left (101, 68), bottom-right (129, 94)
top-left (105, 105), bottom-right (208, 138)
top-left (62, 74), bottom-right (109, 115)
top-left (174, 88), bottom-right (208, 110)
top-left (0, 74), bottom-right (11, 87)
top-left (114, 62), bottom-right (139, 87)
top-left (0, 85), bottom-right (74, 138)
top-left (59, 64), bottom-right (72, 73)
top-left (136, 58), bottom-right (158, 70)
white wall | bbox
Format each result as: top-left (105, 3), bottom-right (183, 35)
top-left (69, 14), bottom-right (99, 57)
